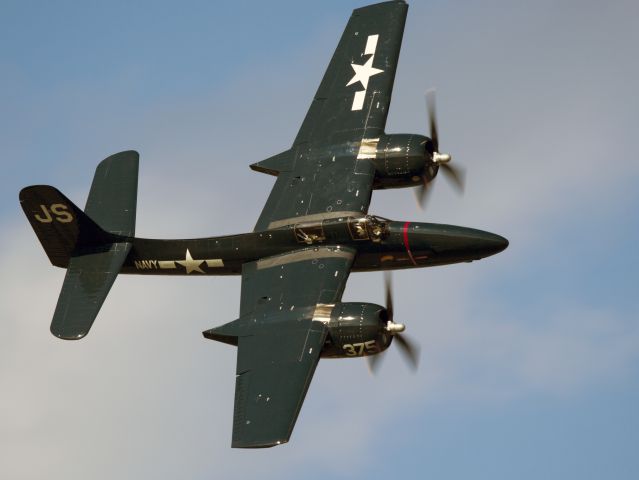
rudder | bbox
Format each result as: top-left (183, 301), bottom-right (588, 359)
top-left (19, 185), bottom-right (115, 267)
top-left (19, 150), bottom-right (139, 267)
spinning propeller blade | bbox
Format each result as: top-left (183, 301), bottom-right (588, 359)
top-left (426, 89), bottom-right (439, 153)
top-left (415, 89), bottom-right (465, 209)
top-left (368, 272), bottom-right (420, 374)
top-left (440, 163), bottom-right (465, 194)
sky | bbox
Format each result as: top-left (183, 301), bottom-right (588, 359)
top-left (1, 0), bottom-right (638, 478)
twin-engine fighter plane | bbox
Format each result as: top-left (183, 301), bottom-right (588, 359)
top-left (20, 1), bottom-right (508, 448)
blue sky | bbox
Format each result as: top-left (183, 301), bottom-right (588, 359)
top-left (1, 1), bottom-right (638, 479)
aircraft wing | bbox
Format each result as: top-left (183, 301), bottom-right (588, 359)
top-left (252, 1), bottom-right (408, 231)
top-left (211, 246), bottom-right (355, 448)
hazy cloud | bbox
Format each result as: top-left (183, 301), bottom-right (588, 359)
top-left (2, 0), bottom-right (638, 479)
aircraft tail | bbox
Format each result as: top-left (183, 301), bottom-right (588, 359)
top-left (20, 185), bottom-right (115, 267)
top-left (19, 150), bottom-right (139, 339)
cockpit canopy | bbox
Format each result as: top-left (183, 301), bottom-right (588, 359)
top-left (293, 215), bottom-right (390, 245)
top-left (347, 215), bottom-right (390, 242)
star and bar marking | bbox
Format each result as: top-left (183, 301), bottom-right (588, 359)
top-left (134, 249), bottom-right (224, 273)
top-left (347, 34), bottom-right (383, 111)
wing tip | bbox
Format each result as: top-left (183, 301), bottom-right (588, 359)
top-left (231, 438), bottom-right (289, 449)
top-left (353, 0), bottom-right (408, 15)
top-left (50, 326), bottom-right (89, 341)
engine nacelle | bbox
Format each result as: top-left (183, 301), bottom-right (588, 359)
top-left (370, 134), bottom-right (437, 189)
top-left (318, 302), bottom-right (393, 359)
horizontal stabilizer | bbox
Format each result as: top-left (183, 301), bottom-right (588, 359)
top-left (51, 242), bottom-right (131, 340)
top-left (249, 149), bottom-right (294, 177)
top-left (203, 319), bottom-right (241, 346)
top-left (85, 150), bottom-right (139, 236)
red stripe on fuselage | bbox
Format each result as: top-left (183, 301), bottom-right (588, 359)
top-left (402, 221), bottom-right (418, 266)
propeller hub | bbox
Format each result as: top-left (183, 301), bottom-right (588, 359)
top-left (432, 152), bottom-right (451, 164)
top-left (385, 321), bottom-right (405, 334)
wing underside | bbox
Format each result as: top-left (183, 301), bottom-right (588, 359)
top-left (227, 246), bottom-right (355, 448)
top-left (232, 320), bottom-right (328, 448)
top-left (253, 1), bottom-right (408, 231)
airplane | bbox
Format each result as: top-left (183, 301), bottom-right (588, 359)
top-left (19, 0), bottom-right (508, 448)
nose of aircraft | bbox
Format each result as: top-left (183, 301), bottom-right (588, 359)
top-left (476, 231), bottom-right (509, 257)
top-left (404, 223), bottom-right (509, 263)
top-left (448, 228), bottom-right (509, 260)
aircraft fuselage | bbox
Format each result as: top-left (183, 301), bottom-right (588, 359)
top-left (119, 215), bottom-right (508, 276)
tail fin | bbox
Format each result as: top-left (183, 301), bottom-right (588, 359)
top-left (20, 150), bottom-right (139, 339)
top-left (19, 185), bottom-right (115, 267)
top-left (19, 151), bottom-right (139, 266)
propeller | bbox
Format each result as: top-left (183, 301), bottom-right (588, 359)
top-left (368, 272), bottom-right (420, 374)
top-left (415, 89), bottom-right (465, 208)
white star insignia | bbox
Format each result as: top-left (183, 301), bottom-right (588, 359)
top-left (177, 248), bottom-right (205, 274)
top-left (346, 56), bottom-right (384, 90)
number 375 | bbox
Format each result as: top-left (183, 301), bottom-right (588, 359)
top-left (342, 340), bottom-right (379, 356)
